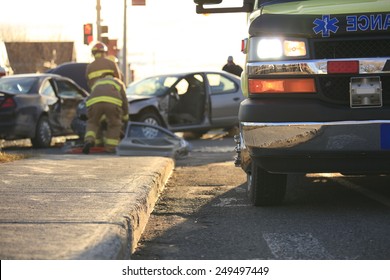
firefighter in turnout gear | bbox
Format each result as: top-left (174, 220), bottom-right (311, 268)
top-left (86, 42), bottom-right (121, 90)
top-left (82, 74), bottom-right (129, 154)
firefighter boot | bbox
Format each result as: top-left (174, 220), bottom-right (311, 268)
top-left (82, 141), bottom-right (94, 154)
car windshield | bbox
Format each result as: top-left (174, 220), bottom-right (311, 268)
top-left (126, 76), bottom-right (179, 97)
top-left (0, 77), bottom-right (37, 94)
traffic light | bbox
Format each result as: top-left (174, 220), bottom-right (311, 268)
top-left (83, 23), bottom-right (93, 45)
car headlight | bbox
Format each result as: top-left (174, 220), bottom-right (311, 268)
top-left (250, 37), bottom-right (308, 60)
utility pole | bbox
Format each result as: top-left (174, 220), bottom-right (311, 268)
top-left (96, 0), bottom-right (102, 41)
top-left (122, 1), bottom-right (145, 85)
top-left (123, 0), bottom-right (128, 85)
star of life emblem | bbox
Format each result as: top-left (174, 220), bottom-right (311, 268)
top-left (313, 15), bottom-right (339, 37)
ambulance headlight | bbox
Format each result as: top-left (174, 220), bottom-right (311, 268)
top-left (250, 37), bottom-right (308, 60)
top-left (257, 38), bottom-right (283, 59)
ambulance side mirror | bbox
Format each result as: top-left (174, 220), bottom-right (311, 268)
top-left (194, 0), bottom-right (223, 4)
top-left (194, 0), bottom-right (254, 14)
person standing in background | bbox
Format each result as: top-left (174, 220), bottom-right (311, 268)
top-left (222, 56), bottom-right (243, 77)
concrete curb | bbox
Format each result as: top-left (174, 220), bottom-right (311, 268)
top-left (78, 157), bottom-right (175, 259)
top-left (0, 154), bottom-right (175, 260)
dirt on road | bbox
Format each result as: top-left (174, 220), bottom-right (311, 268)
top-left (132, 148), bottom-right (247, 259)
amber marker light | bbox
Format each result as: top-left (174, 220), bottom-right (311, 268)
top-left (283, 40), bottom-right (307, 57)
top-left (249, 78), bottom-right (316, 94)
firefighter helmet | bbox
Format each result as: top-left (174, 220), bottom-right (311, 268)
top-left (91, 42), bottom-right (108, 55)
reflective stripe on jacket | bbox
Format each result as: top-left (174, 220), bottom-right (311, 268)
top-left (86, 57), bottom-right (121, 88)
top-left (91, 79), bottom-right (122, 92)
top-left (86, 96), bottom-right (122, 107)
top-left (88, 69), bottom-right (115, 80)
top-left (86, 77), bottom-right (129, 116)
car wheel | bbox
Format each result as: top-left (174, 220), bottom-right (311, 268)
top-left (137, 111), bottom-right (163, 138)
top-left (138, 111), bottom-right (162, 126)
top-left (247, 160), bottom-right (287, 206)
top-left (31, 116), bottom-right (52, 148)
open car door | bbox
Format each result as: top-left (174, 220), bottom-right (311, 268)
top-left (117, 122), bottom-right (190, 158)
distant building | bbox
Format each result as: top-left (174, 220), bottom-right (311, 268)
top-left (5, 42), bottom-right (75, 74)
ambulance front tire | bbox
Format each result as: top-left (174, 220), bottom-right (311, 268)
top-left (247, 160), bottom-right (287, 206)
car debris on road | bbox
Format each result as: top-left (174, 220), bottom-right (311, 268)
top-left (62, 122), bottom-right (191, 159)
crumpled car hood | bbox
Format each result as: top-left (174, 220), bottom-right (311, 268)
top-left (127, 95), bottom-right (152, 103)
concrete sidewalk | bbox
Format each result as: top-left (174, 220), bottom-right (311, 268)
top-left (0, 154), bottom-right (174, 259)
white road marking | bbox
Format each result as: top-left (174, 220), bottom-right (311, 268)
top-left (212, 198), bottom-right (251, 207)
top-left (263, 232), bottom-right (334, 260)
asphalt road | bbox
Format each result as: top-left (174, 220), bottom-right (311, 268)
top-left (132, 133), bottom-right (390, 260)
top-left (3, 132), bottom-right (390, 260)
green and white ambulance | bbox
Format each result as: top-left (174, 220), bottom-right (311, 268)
top-left (195, 0), bottom-right (390, 206)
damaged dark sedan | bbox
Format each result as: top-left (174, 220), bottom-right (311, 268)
top-left (0, 73), bottom-right (88, 148)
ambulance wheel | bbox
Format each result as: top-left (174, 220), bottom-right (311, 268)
top-left (247, 161), bottom-right (287, 206)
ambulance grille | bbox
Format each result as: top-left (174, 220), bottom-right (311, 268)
top-left (313, 38), bottom-right (390, 59)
